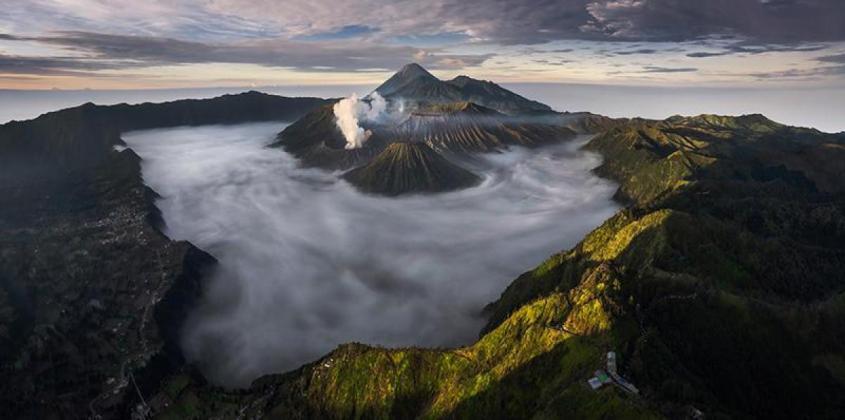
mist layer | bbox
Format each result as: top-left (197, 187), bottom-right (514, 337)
top-left (123, 123), bottom-right (619, 387)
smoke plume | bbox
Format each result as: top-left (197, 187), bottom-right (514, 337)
top-left (333, 92), bottom-right (388, 149)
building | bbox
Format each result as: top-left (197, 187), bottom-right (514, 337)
top-left (586, 350), bottom-right (639, 395)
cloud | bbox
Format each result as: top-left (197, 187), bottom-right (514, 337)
top-left (124, 124), bottom-right (619, 387)
top-left (5, 0), bottom-right (276, 42)
top-left (747, 65), bottom-right (845, 79)
top-left (295, 25), bottom-right (380, 41)
top-left (0, 53), bottom-right (121, 75)
top-left (581, 0), bottom-right (845, 43)
top-left (532, 59), bottom-right (574, 65)
top-left (614, 48), bottom-right (658, 55)
top-left (640, 66), bottom-right (697, 73)
top-left (818, 53), bottom-right (845, 63)
top-left (18, 0), bottom-right (840, 48)
top-left (225, 0), bottom-right (845, 45)
top-left (686, 42), bottom-right (829, 58)
top-left (686, 51), bottom-right (729, 58)
top-left (0, 31), bottom-right (493, 74)
top-left (3, 0), bottom-right (845, 83)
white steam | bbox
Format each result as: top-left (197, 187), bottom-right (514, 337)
top-left (123, 123), bottom-right (619, 388)
top-left (333, 92), bottom-right (388, 149)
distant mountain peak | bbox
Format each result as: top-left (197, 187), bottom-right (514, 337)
top-left (398, 63), bottom-right (436, 79)
top-left (447, 75), bottom-right (490, 87)
top-left (665, 113), bottom-right (783, 133)
top-left (376, 63), bottom-right (440, 97)
top-left (444, 76), bottom-right (552, 114)
top-left (374, 63), bottom-right (552, 114)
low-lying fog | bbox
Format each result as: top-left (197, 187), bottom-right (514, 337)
top-left (123, 123), bottom-right (619, 387)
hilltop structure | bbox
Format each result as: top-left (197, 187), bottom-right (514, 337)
top-left (587, 351), bottom-right (639, 394)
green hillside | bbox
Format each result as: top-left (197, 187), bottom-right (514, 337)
top-left (150, 114), bottom-right (845, 419)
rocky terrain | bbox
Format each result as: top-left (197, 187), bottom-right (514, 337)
top-left (0, 92), bottom-right (329, 418)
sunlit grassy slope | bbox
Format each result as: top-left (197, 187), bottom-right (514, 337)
top-left (154, 114), bottom-right (845, 419)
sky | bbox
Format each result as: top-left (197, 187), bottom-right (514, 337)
top-left (1, 0), bottom-right (845, 89)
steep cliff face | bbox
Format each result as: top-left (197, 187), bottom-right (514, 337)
top-left (0, 92), bottom-right (328, 419)
top-left (150, 114), bottom-right (845, 420)
top-left (343, 142), bottom-right (481, 195)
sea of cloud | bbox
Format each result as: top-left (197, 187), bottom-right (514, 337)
top-left (123, 123), bottom-right (619, 387)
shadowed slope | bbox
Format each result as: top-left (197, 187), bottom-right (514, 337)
top-left (0, 92), bottom-right (328, 419)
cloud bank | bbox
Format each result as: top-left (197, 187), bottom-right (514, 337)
top-left (0, 31), bottom-right (493, 75)
top-left (123, 123), bottom-right (619, 387)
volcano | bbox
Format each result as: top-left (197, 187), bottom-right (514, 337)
top-left (273, 63), bottom-right (599, 195)
top-left (343, 141), bottom-right (481, 195)
top-left (375, 63), bottom-right (463, 104)
top-left (375, 63), bottom-right (551, 114)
